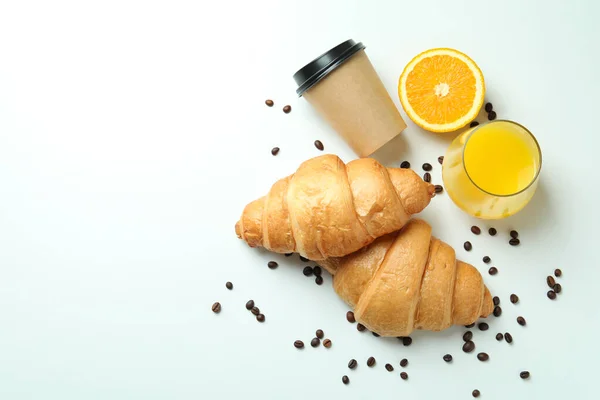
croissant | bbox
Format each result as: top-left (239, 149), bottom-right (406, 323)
top-left (235, 155), bottom-right (435, 260)
top-left (320, 219), bottom-right (493, 336)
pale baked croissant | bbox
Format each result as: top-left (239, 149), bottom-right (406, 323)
top-left (235, 155), bottom-right (435, 261)
top-left (320, 219), bottom-right (494, 336)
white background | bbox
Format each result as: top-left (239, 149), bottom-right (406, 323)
top-left (1, 0), bottom-right (599, 399)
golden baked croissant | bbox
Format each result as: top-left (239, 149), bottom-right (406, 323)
top-left (320, 219), bottom-right (494, 336)
top-left (235, 154), bottom-right (435, 260)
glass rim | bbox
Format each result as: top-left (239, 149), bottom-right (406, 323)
top-left (462, 119), bottom-right (542, 198)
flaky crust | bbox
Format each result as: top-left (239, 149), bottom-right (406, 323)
top-left (235, 155), bottom-right (434, 260)
top-left (321, 219), bottom-right (493, 336)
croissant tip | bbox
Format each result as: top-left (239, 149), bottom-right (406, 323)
top-left (235, 221), bottom-right (242, 239)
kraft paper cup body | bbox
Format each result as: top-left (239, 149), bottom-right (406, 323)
top-left (302, 50), bottom-right (406, 157)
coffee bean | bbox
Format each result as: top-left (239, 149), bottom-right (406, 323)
top-left (303, 266), bottom-right (314, 276)
top-left (316, 329), bottom-right (324, 339)
top-left (509, 238), bottom-right (520, 246)
top-left (422, 163), bottom-right (432, 171)
top-left (517, 316), bottom-right (526, 326)
top-left (299, 255), bottom-right (309, 262)
top-left (510, 294), bottom-right (519, 304)
top-left (346, 311), bottom-right (356, 323)
top-left (465, 323), bottom-right (475, 328)
top-left (283, 105), bottom-right (292, 114)
top-left (315, 276), bottom-right (323, 285)
top-left (463, 331), bottom-right (473, 342)
top-left (547, 290), bottom-right (557, 300)
top-left (472, 389), bottom-right (481, 398)
top-left (462, 341), bottom-right (475, 353)
top-left (510, 230), bottom-right (519, 239)
top-left (400, 372), bottom-right (408, 380)
top-left (400, 161), bottom-right (411, 169)
top-left (488, 110), bottom-right (497, 120)
top-left (256, 314), bottom-right (265, 322)
top-left (554, 283), bottom-right (562, 294)
top-left (251, 306), bottom-right (260, 316)
top-left (357, 323), bottom-right (366, 332)
top-left (554, 268), bottom-right (562, 277)
top-left (313, 266), bottom-right (322, 276)
top-left (483, 256), bottom-right (491, 263)
top-left (367, 356), bottom-right (376, 367)
top-left (443, 354), bottom-right (453, 362)
top-left (485, 102), bottom-right (493, 112)
top-left (493, 296), bottom-right (500, 306)
top-left (434, 185), bottom-right (444, 194)
top-left (471, 226), bottom-right (481, 235)
top-left (488, 227), bottom-right (497, 236)
top-left (547, 275), bottom-right (556, 288)
top-left (323, 339), bottom-right (332, 348)
top-left (225, 281), bottom-right (233, 290)
top-left (477, 352), bottom-right (489, 361)
top-left (488, 267), bottom-right (498, 275)
top-left (372, 332), bottom-right (380, 337)
top-left (348, 359), bottom-right (357, 369)
top-left (271, 147), bottom-right (280, 156)
top-left (246, 300), bottom-right (255, 310)
top-left (464, 241), bottom-right (472, 251)
top-left (294, 340), bottom-right (304, 349)
top-left (493, 306), bottom-right (502, 317)
top-left (402, 337), bottom-right (412, 346)
top-left (438, 156), bottom-right (444, 165)
top-left (496, 333), bottom-right (504, 341)
top-left (211, 302), bottom-right (221, 313)
top-left (385, 363), bottom-right (394, 372)
top-left (469, 121), bottom-right (480, 128)
top-left (311, 337), bottom-right (320, 347)
top-left (478, 322), bottom-right (489, 331)
top-left (520, 371), bottom-right (530, 379)
top-left (423, 172), bottom-right (431, 183)
top-left (267, 261), bottom-right (278, 269)
top-left (265, 99), bottom-right (274, 107)
top-left (342, 375), bottom-right (349, 385)
top-left (314, 140), bottom-right (324, 151)
top-left (505, 332), bottom-right (513, 343)
top-left (400, 358), bottom-right (408, 367)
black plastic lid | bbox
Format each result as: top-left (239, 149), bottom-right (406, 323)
top-left (293, 39), bottom-right (366, 97)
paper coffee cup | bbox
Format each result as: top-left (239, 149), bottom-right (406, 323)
top-left (294, 40), bottom-right (407, 157)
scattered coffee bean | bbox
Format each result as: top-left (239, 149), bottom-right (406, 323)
top-left (496, 333), bottom-right (504, 341)
top-left (520, 371), bottom-right (530, 379)
top-left (485, 102), bottom-right (493, 113)
top-left (372, 332), bottom-right (380, 337)
top-left (510, 230), bottom-right (519, 239)
top-left (488, 110), bottom-right (497, 120)
top-left (478, 322), bottom-right (489, 331)
top-left (315, 276), bottom-right (323, 285)
top-left (226, 281), bottom-right (233, 290)
top-left (313, 266), bottom-right (322, 276)
top-left (423, 172), bottom-right (431, 183)
top-left (316, 329), bottom-right (324, 339)
top-left (357, 323), bottom-right (366, 332)
top-left (471, 226), bottom-right (481, 235)
top-left (464, 241), bottom-right (472, 251)
top-left (547, 275), bottom-right (556, 288)
top-left (267, 261), bottom-right (278, 269)
top-left (311, 337), bottom-right (320, 347)
top-left (251, 306), bottom-right (260, 316)
top-left (283, 105), bottom-right (292, 114)
top-left (271, 147), bottom-right (280, 156)
top-left (493, 296), bottom-right (500, 306)
top-left (465, 323), bottom-right (475, 328)
top-left (402, 337), bottom-right (413, 346)
top-left (509, 238), bottom-right (520, 246)
top-left (367, 357), bottom-right (376, 367)
top-left (488, 227), bottom-right (497, 236)
top-left (493, 306), bottom-right (502, 317)
top-left (400, 372), bottom-right (408, 380)
top-left (554, 268), bottom-right (562, 277)
top-left (462, 341), bottom-right (475, 353)
top-left (385, 363), bottom-right (394, 372)
top-left (246, 300), bottom-right (255, 310)
top-left (482, 256), bottom-right (491, 263)
top-left (469, 121), bottom-right (480, 128)
top-left (211, 302), bottom-right (221, 313)
top-left (463, 331), bottom-right (473, 342)
top-left (477, 352), bottom-right (489, 361)
top-left (348, 359), bottom-right (357, 369)
top-left (256, 314), bottom-right (265, 322)
top-left (554, 283), bottom-right (562, 294)
top-left (472, 389), bottom-right (481, 398)
top-left (547, 290), bottom-right (557, 300)
top-left (510, 294), bottom-right (519, 304)
top-left (323, 339), bottom-right (332, 348)
top-left (517, 316), bottom-right (526, 326)
top-left (488, 267), bottom-right (498, 275)
top-left (438, 156), bottom-right (444, 165)
top-left (294, 340), bottom-right (304, 349)
top-left (342, 375), bottom-right (349, 385)
top-left (314, 140), bottom-right (324, 151)
top-left (422, 163), bottom-right (433, 171)
top-left (346, 311), bottom-right (355, 323)
top-left (434, 185), bottom-right (444, 193)
top-left (299, 255), bottom-right (309, 262)
top-left (443, 354), bottom-right (453, 362)
top-left (400, 161), bottom-right (411, 169)
top-left (265, 99), bottom-right (274, 107)
top-left (505, 332), bottom-right (513, 343)
top-left (400, 358), bottom-right (408, 367)
top-left (302, 266), bottom-right (314, 276)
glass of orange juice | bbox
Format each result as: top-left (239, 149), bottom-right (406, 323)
top-left (442, 120), bottom-right (542, 219)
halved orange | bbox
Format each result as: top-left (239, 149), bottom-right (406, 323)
top-left (398, 48), bottom-right (485, 132)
